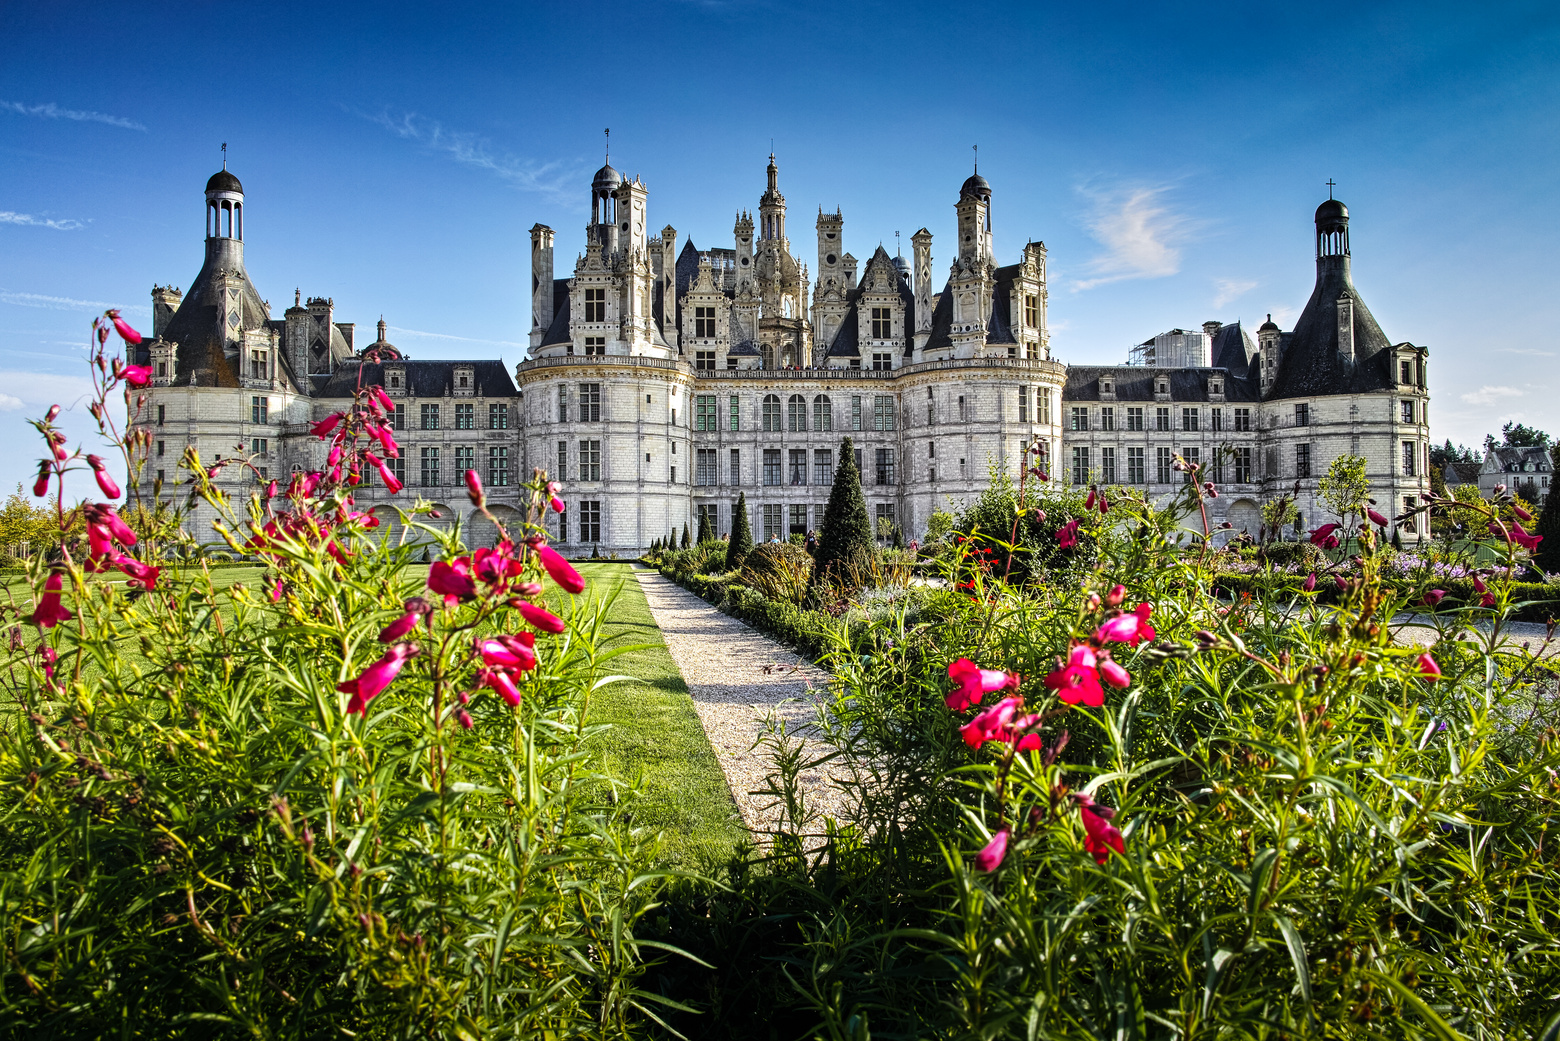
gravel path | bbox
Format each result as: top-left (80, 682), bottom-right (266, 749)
top-left (633, 568), bottom-right (847, 835)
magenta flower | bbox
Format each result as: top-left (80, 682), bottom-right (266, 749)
top-left (29, 571), bottom-right (73, 629)
top-left (1094, 613), bottom-right (1140, 644)
top-left (1421, 589), bottom-right (1446, 607)
top-left (120, 364), bottom-right (153, 388)
top-left (379, 611), bottom-right (421, 642)
top-left (1367, 508), bottom-right (1389, 528)
top-left (1417, 653), bottom-right (1442, 680)
top-left (1078, 800), bottom-right (1125, 865)
top-left (464, 469), bottom-right (484, 506)
top-left (518, 601), bottom-right (567, 634)
top-left (1303, 573), bottom-right (1317, 592)
top-left (270, 578), bottom-right (285, 603)
top-left (84, 504), bottom-right (137, 547)
top-left (945, 657), bottom-right (1020, 711)
top-left (108, 309), bottom-right (142, 344)
top-left (1513, 502), bottom-right (1533, 522)
top-left (455, 708), bottom-right (474, 729)
top-left (1043, 645), bottom-right (1105, 707)
top-left (371, 386), bottom-right (395, 414)
top-left (1309, 523), bottom-right (1341, 550)
top-left (974, 828), bottom-right (1010, 872)
top-left (311, 413), bottom-right (343, 439)
top-left (32, 461), bottom-right (50, 498)
top-left (1479, 592), bottom-right (1496, 608)
top-left (484, 667), bottom-right (523, 707)
top-left (1104, 583), bottom-right (1126, 607)
top-left (1098, 658), bottom-right (1131, 689)
top-left (116, 557), bottom-right (160, 589)
top-left (364, 451), bottom-right (403, 494)
top-left (427, 559), bottom-right (476, 603)
top-left (338, 644), bottom-right (417, 716)
top-left (1056, 519), bottom-right (1080, 549)
top-left (86, 455), bottom-right (120, 499)
top-left (1472, 575), bottom-right (1487, 594)
top-left (534, 542), bottom-right (585, 594)
top-left (477, 636), bottom-right (537, 672)
top-left (1084, 487), bottom-right (1097, 511)
top-left (960, 697), bottom-right (1020, 748)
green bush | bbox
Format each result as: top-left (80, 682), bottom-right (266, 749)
top-left (739, 541), bottom-right (812, 604)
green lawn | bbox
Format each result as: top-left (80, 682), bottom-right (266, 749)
top-left (565, 563), bottom-right (748, 868)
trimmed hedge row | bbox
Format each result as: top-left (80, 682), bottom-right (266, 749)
top-left (651, 564), bottom-right (863, 664)
top-left (1212, 570), bottom-right (1560, 623)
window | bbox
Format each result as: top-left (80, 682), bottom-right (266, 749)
top-left (1024, 294), bottom-right (1039, 328)
top-left (762, 504), bottom-right (783, 542)
top-left (455, 403), bottom-right (475, 430)
top-left (1155, 407), bottom-right (1170, 432)
top-left (1018, 387), bottom-right (1029, 422)
top-left (158, 404), bottom-right (166, 426)
top-left (489, 446), bottom-right (510, 486)
top-left (788, 395), bottom-right (806, 432)
top-left (875, 448), bottom-right (896, 485)
top-left (1127, 447), bottom-right (1145, 484)
top-left (790, 504), bottom-right (808, 535)
top-left (698, 504), bottom-right (719, 537)
top-left (1296, 443), bottom-right (1312, 478)
top-left (852, 396), bottom-right (863, 430)
top-left (251, 396), bottom-right (268, 424)
top-left (959, 395), bottom-right (967, 422)
top-left (156, 440), bottom-right (165, 457)
top-left (695, 306), bottom-right (716, 338)
top-left (695, 350), bottom-right (715, 370)
top-left (697, 448), bottom-right (717, 485)
top-left (729, 448), bottom-right (741, 484)
top-left (556, 441), bottom-right (567, 482)
top-left (1232, 446), bottom-right (1252, 483)
top-left (1182, 408), bottom-right (1199, 432)
top-left (579, 384), bottom-right (601, 422)
top-left (1100, 446), bottom-right (1116, 483)
top-left (873, 396), bottom-right (896, 431)
top-left (250, 350), bottom-right (266, 380)
top-left (1038, 388), bottom-right (1051, 425)
top-left (557, 386), bottom-right (567, 423)
top-left (250, 437), bottom-right (268, 455)
top-left (387, 454), bottom-right (405, 485)
top-left (871, 307), bottom-right (891, 339)
top-left (814, 448), bottom-right (833, 485)
top-left (729, 395), bottom-right (740, 432)
top-left (584, 287), bottom-right (606, 322)
top-left (1294, 403), bottom-right (1310, 427)
top-left (1156, 380), bottom-right (1168, 395)
top-left (789, 449), bottom-right (807, 485)
top-left (812, 394), bottom-right (832, 431)
top-left (487, 403), bottom-right (508, 430)
top-left (855, 448), bottom-right (864, 479)
top-left (1210, 379), bottom-right (1223, 395)
top-left (454, 445), bottom-right (474, 477)
top-left (872, 352), bottom-right (893, 371)
top-left (579, 440), bottom-right (601, 481)
top-left (1100, 406), bottom-right (1115, 431)
top-left (695, 395), bottom-right (717, 431)
top-left (1211, 408), bottom-right (1223, 432)
top-left (420, 447), bottom-right (440, 487)
top-left (157, 361), bottom-right (167, 377)
top-left (1402, 441), bottom-right (1417, 476)
top-left (763, 449), bottom-right (782, 485)
top-left (1127, 407), bottom-right (1144, 431)
top-left (581, 336), bottom-right (605, 356)
top-left (1156, 447), bottom-right (1172, 484)
top-left (578, 501), bottom-right (601, 544)
top-left (1401, 360), bottom-right (1413, 384)
top-left (390, 404), bottom-right (405, 430)
top-left (1070, 406), bottom-right (1089, 432)
top-left (421, 404), bottom-right (440, 430)
top-left (875, 503), bottom-right (895, 537)
top-left (762, 394), bottom-right (782, 432)
top-left (1233, 407), bottom-right (1251, 432)
top-left (1071, 446), bottom-right (1089, 485)
top-left (1182, 447), bottom-right (1199, 482)
top-left (1401, 400), bottom-right (1414, 424)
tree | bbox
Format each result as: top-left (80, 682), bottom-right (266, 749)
top-left (726, 492), bottom-right (754, 570)
top-left (812, 436), bottom-right (875, 589)
top-left (680, 524), bottom-right (690, 549)
top-left (1318, 454), bottom-right (1370, 528)
top-left (1501, 422), bottom-right (1552, 451)
top-left (696, 509), bottom-right (713, 546)
top-left (1535, 471), bottom-right (1560, 575)
top-left (0, 484), bottom-right (62, 556)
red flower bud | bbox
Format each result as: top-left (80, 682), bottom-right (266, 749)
top-left (108, 309), bottom-right (142, 345)
top-left (464, 469), bottom-right (484, 507)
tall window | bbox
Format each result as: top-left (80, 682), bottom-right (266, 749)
top-left (578, 501), bottom-right (601, 543)
top-left (1233, 407), bottom-right (1251, 432)
top-left (1038, 387), bottom-right (1051, 425)
top-left (250, 437), bottom-right (268, 456)
top-left (789, 449), bottom-right (807, 485)
top-left (584, 336), bottom-right (605, 356)
top-left (872, 352), bottom-right (893, 371)
top-left (421, 404), bottom-right (440, 430)
top-left (391, 404), bottom-right (405, 430)
top-left (812, 394), bottom-right (832, 431)
top-left (1070, 406), bottom-right (1089, 432)
top-left (489, 403), bottom-right (509, 429)
top-left (1233, 446), bottom-right (1252, 483)
top-left (1155, 447), bottom-right (1172, 484)
top-left (1295, 403), bottom-right (1310, 427)
top-left (557, 386), bottom-right (567, 422)
top-left (1182, 447), bottom-right (1199, 481)
top-left (875, 448), bottom-right (895, 485)
top-left (729, 448), bottom-right (740, 484)
top-left (788, 395), bottom-right (806, 432)
top-left (250, 350), bottom-right (266, 380)
top-left (1100, 407), bottom-right (1115, 431)
top-left (1127, 447), bottom-right (1145, 484)
top-left (790, 505), bottom-right (808, 535)
top-left (1295, 443), bottom-right (1312, 478)
top-left (875, 503), bottom-right (895, 537)
top-left (695, 395), bottom-right (717, 431)
top-left (579, 440), bottom-right (601, 481)
top-left (579, 383), bottom-right (601, 421)
top-left (1182, 407), bottom-right (1198, 432)
top-left (729, 395), bottom-right (740, 431)
top-left (1071, 446), bottom-right (1089, 485)
top-left (583, 287), bottom-right (606, 322)
top-left (1402, 441), bottom-right (1417, 476)
top-left (814, 448), bottom-right (833, 485)
top-left (1100, 446), bottom-right (1116, 484)
top-left (695, 350), bottom-right (715, 370)
top-left (454, 445), bottom-right (474, 478)
top-left (1018, 387), bottom-right (1029, 422)
top-left (697, 448), bottom-right (717, 485)
top-left (762, 504), bottom-right (783, 542)
top-left (762, 394), bottom-right (782, 432)
top-left (158, 404), bottom-right (166, 426)
top-left (387, 454), bottom-right (405, 485)
top-left (1127, 407), bottom-right (1144, 431)
top-left (871, 307), bottom-right (891, 339)
top-left (1401, 400), bottom-right (1414, 424)
top-left (852, 396), bottom-right (862, 430)
top-left (873, 395), bottom-right (895, 431)
top-left (1024, 294), bottom-right (1039, 328)
top-left (251, 396), bottom-right (268, 424)
top-left (420, 447), bottom-right (440, 487)
top-left (762, 449), bottom-right (781, 485)
top-left (455, 403), bottom-right (475, 430)
top-left (1211, 408), bottom-right (1223, 432)
top-left (695, 306), bottom-right (716, 337)
top-left (1401, 360), bottom-right (1413, 384)
top-left (1155, 407), bottom-right (1170, 432)
top-left (489, 446), bottom-right (509, 487)
top-left (556, 441), bottom-right (567, 481)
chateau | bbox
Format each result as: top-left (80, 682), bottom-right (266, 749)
top-left (133, 159), bottom-right (1433, 552)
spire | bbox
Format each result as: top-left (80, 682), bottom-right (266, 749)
top-left (972, 143), bottom-right (977, 173)
top-left (221, 142), bottom-right (227, 170)
top-left (378, 316), bottom-right (387, 342)
top-left (767, 152), bottom-right (778, 193)
top-left (604, 127), bottom-right (610, 164)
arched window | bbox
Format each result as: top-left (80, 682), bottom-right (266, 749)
top-left (788, 394), bottom-right (806, 432)
top-left (760, 343), bottom-right (774, 369)
top-left (762, 394), bottom-right (782, 432)
top-left (813, 394), bottom-right (832, 431)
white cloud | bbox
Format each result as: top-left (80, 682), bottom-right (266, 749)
top-left (360, 110), bottom-right (580, 203)
top-left (0, 100), bottom-right (145, 131)
top-left (1212, 278), bottom-right (1257, 309)
top-left (387, 326), bottom-right (526, 349)
top-left (0, 291), bottom-right (146, 315)
top-left (1072, 185), bottom-right (1194, 291)
top-left (0, 211), bottom-right (84, 231)
top-left (0, 394), bottom-right (21, 411)
top-left (1460, 385), bottom-right (1525, 407)
top-left (1494, 348), bottom-right (1555, 358)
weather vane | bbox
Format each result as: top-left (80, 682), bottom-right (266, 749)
top-left (604, 128), bottom-right (610, 162)
top-left (221, 142), bottom-right (227, 169)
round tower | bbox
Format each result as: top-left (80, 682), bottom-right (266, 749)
top-left (204, 167), bottom-right (245, 271)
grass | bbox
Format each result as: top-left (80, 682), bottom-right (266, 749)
top-left (564, 563), bottom-right (748, 868)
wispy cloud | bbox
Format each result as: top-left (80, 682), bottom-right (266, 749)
top-left (0, 291), bottom-right (147, 315)
top-left (1212, 278), bottom-right (1256, 309)
top-left (1, 100), bottom-right (145, 131)
top-left (1494, 347), bottom-right (1555, 358)
top-left (0, 393), bottom-right (22, 411)
top-left (1072, 185), bottom-right (1195, 291)
top-left (0, 211), bottom-right (84, 231)
top-left (359, 110), bottom-right (581, 203)
top-left (387, 325), bottom-right (526, 349)
top-left (1460, 385), bottom-right (1525, 407)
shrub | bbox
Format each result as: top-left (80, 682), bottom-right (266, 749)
top-left (740, 541), bottom-right (812, 604)
top-left (812, 436), bottom-right (875, 590)
top-left (726, 491), bottom-right (755, 571)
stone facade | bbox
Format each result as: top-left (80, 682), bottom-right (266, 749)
top-left (132, 163), bottom-right (1433, 553)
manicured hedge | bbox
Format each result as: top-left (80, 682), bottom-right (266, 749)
top-left (1212, 570), bottom-right (1559, 622)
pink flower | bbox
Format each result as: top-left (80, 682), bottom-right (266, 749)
top-left (120, 364), bottom-right (153, 388)
top-left (1417, 653), bottom-right (1442, 680)
top-left (518, 601), bottom-right (567, 634)
top-left (108, 309), bottom-right (142, 344)
top-left (1514, 529), bottom-right (1542, 552)
top-left (86, 455), bottom-right (120, 499)
top-left (1098, 658), bottom-right (1131, 689)
top-left (379, 611), bottom-right (421, 642)
top-left (945, 657), bottom-right (1020, 711)
top-left (1479, 592), bottom-right (1496, 608)
top-left (1043, 646), bottom-right (1105, 708)
top-left (1309, 523), bottom-right (1341, 550)
top-left (477, 635), bottom-right (537, 671)
top-left (1095, 613), bottom-right (1141, 644)
top-left (1303, 573), bottom-right (1317, 592)
top-left (1104, 584), bottom-right (1126, 607)
top-left (960, 697), bottom-right (1020, 748)
top-left (311, 413), bottom-right (343, 439)
top-left (265, 480), bottom-right (279, 499)
top-left (1098, 493), bottom-right (1110, 514)
top-left (338, 644), bottom-right (417, 716)
top-left (534, 542), bottom-right (585, 594)
top-left (1056, 519), bottom-right (1079, 549)
top-left (371, 386), bottom-right (395, 414)
top-left (1084, 487), bottom-right (1096, 511)
top-left (1421, 589), bottom-right (1446, 607)
top-left (1367, 508), bottom-right (1389, 528)
top-left (1513, 502), bottom-right (1533, 522)
top-left (327, 444), bottom-right (344, 468)
top-left (551, 494), bottom-right (566, 513)
top-left (270, 578), bottom-right (284, 603)
top-left (1472, 575), bottom-right (1487, 594)
top-left (455, 708), bottom-right (474, 729)
top-left (32, 461), bottom-right (50, 498)
top-left (115, 557), bottom-right (160, 589)
top-left (485, 667), bottom-right (523, 707)
top-left (1125, 603), bottom-right (1155, 645)
top-left (464, 469), bottom-right (484, 506)
top-left (427, 559), bottom-right (476, 603)
top-left (29, 572), bottom-right (73, 628)
top-left (974, 828), bottom-right (1009, 872)
top-left (1079, 801), bottom-right (1125, 865)
top-left (364, 451), bottom-right (403, 494)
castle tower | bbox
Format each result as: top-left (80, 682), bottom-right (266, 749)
top-left (589, 160), bottom-right (622, 255)
top-left (152, 285), bottom-right (182, 338)
top-left (759, 153), bottom-right (787, 244)
top-left (529, 224), bottom-right (555, 351)
top-left (956, 169), bottom-right (993, 264)
top-left (911, 228), bottom-right (933, 351)
top-left (947, 170), bottom-right (998, 358)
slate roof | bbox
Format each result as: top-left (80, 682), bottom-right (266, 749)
top-left (727, 340), bottom-right (761, 357)
top-left (314, 359), bottom-right (518, 399)
top-left (1209, 321), bottom-right (1256, 378)
top-left (923, 284), bottom-right (955, 352)
top-left (1061, 365), bottom-right (1260, 403)
top-left (1484, 446), bottom-right (1553, 473)
top-left (155, 246), bottom-right (275, 388)
top-left (986, 264), bottom-right (1021, 345)
top-left (1443, 461), bottom-right (1481, 485)
top-left (539, 278), bottom-right (571, 347)
top-left (1267, 241), bottom-right (1397, 399)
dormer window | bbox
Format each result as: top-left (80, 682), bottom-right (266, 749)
top-left (459, 375), bottom-right (469, 388)
top-left (1210, 379), bottom-right (1223, 395)
top-left (1156, 380), bottom-right (1168, 395)
top-left (389, 373), bottom-right (401, 388)
top-left (1101, 378), bottom-right (1113, 394)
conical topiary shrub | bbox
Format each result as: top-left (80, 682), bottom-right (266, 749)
top-left (727, 492), bottom-right (754, 571)
top-left (812, 436), bottom-right (876, 591)
top-left (680, 524), bottom-right (690, 550)
top-left (696, 509), bottom-right (714, 546)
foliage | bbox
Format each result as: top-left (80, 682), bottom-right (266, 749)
top-left (726, 492), bottom-right (754, 572)
top-left (739, 542), bottom-right (812, 605)
top-left (1319, 452), bottom-right (1371, 526)
top-left (924, 507), bottom-right (956, 548)
top-left (1499, 421), bottom-right (1552, 450)
top-left (1260, 492), bottom-right (1299, 534)
top-left (1536, 475), bottom-right (1560, 575)
top-left (695, 508), bottom-right (714, 546)
top-left (0, 485), bottom-right (68, 554)
top-left (811, 436), bottom-right (875, 591)
top-left (680, 523), bottom-right (690, 549)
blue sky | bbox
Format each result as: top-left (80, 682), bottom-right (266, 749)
top-left (2, 0), bottom-right (1557, 495)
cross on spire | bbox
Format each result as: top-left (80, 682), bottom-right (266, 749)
top-left (221, 142), bottom-right (227, 170)
top-left (1326, 178), bottom-right (1336, 199)
top-left (604, 128), bottom-right (609, 163)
